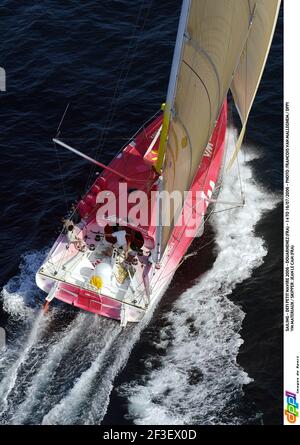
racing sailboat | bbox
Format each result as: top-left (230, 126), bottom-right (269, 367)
top-left (36, 0), bottom-right (280, 325)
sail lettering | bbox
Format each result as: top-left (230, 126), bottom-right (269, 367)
top-left (203, 142), bottom-right (213, 158)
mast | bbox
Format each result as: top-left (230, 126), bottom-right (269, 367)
top-left (152, 0), bottom-right (191, 263)
top-left (153, 0), bottom-right (191, 263)
top-left (155, 0), bottom-right (191, 174)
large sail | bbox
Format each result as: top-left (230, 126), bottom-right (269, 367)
top-left (156, 0), bottom-right (280, 256)
top-left (228, 0), bottom-right (281, 168)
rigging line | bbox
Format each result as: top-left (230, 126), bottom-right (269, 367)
top-left (84, 0), bottom-right (152, 190)
top-left (115, 108), bottom-right (161, 156)
top-left (223, 98), bottom-right (234, 171)
top-left (102, 0), bottom-right (154, 130)
top-left (153, 235), bottom-right (215, 288)
top-left (56, 103), bottom-right (70, 137)
top-left (153, 194), bottom-right (242, 288)
top-left (242, 137), bottom-right (247, 199)
top-left (83, 3), bottom-right (146, 192)
top-left (93, 0), bottom-right (154, 171)
top-left (171, 203), bottom-right (242, 277)
top-left (187, 193), bottom-right (240, 237)
top-left (214, 97), bottom-right (234, 193)
top-left (153, 200), bottom-right (244, 288)
top-left (94, 8), bottom-right (153, 166)
top-left (219, 43), bottom-right (247, 207)
top-left (53, 141), bottom-right (68, 210)
top-left (241, 36), bottom-right (249, 202)
top-left (184, 178), bottom-right (244, 253)
top-left (245, 31), bottom-right (248, 123)
top-left (206, 106), bottom-right (244, 211)
top-left (208, 205), bottom-right (244, 216)
top-left (50, 103), bottom-right (71, 212)
top-left (237, 148), bottom-right (245, 203)
top-left (212, 100), bottom-right (233, 195)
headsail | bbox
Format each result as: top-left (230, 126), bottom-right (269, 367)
top-left (227, 0), bottom-right (281, 169)
top-left (156, 0), bottom-right (280, 256)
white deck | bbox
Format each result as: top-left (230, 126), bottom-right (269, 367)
top-left (39, 222), bottom-right (152, 309)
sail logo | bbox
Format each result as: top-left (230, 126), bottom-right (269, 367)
top-left (203, 141), bottom-right (213, 157)
top-left (285, 391), bottom-right (299, 424)
top-left (0, 67), bottom-right (6, 92)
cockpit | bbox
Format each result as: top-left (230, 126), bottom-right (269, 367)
top-left (39, 216), bottom-right (155, 310)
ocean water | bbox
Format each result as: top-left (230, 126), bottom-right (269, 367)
top-left (0, 1), bottom-right (283, 425)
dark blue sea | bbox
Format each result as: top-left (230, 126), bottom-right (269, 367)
top-left (0, 1), bottom-right (283, 425)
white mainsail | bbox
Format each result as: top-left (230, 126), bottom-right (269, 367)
top-left (156, 0), bottom-right (281, 255)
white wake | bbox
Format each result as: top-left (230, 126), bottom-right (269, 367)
top-left (119, 132), bottom-right (279, 425)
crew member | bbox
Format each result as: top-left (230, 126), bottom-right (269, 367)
top-left (63, 219), bottom-right (85, 251)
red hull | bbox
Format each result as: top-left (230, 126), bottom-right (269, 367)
top-left (37, 101), bottom-right (227, 322)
